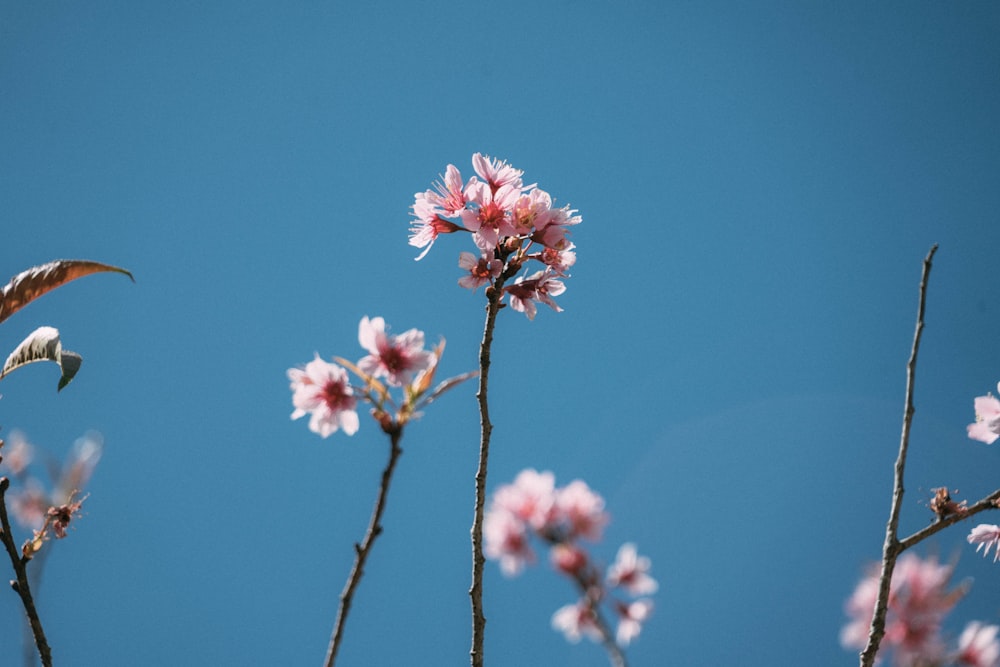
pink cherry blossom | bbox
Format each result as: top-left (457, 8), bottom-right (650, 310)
top-left (606, 543), bottom-right (658, 596)
top-left (288, 354), bottom-right (359, 438)
top-left (957, 622), bottom-right (1000, 667)
top-left (458, 251), bottom-right (502, 290)
top-left (2, 431), bottom-right (33, 475)
top-left (409, 195), bottom-right (464, 260)
top-left (491, 468), bottom-right (558, 531)
top-left (531, 203), bottom-right (581, 251)
top-left (460, 179), bottom-right (519, 253)
top-left (483, 508), bottom-right (534, 576)
top-left (968, 387), bottom-right (1000, 444)
top-left (551, 602), bottom-right (603, 644)
top-left (427, 164), bottom-right (468, 216)
top-left (471, 152), bottom-right (524, 193)
top-left (357, 316), bottom-right (434, 387)
top-left (968, 524), bottom-right (1000, 562)
top-left (507, 269), bottom-right (566, 320)
top-left (9, 478), bottom-right (49, 529)
top-left (555, 480), bottom-right (608, 542)
top-left (841, 554), bottom-right (961, 665)
top-left (615, 598), bottom-right (654, 646)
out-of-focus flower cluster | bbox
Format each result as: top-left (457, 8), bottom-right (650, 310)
top-left (0, 430), bottom-right (101, 558)
top-left (288, 316), bottom-right (471, 438)
top-left (968, 383), bottom-right (1000, 445)
top-left (484, 469), bottom-right (656, 648)
top-left (841, 553), bottom-right (999, 667)
top-left (409, 153), bottom-right (580, 320)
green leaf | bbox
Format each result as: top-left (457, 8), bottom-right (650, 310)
top-left (1, 326), bottom-right (83, 391)
top-left (0, 259), bottom-right (133, 325)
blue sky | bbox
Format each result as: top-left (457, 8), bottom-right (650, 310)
top-left (1, 1), bottom-right (999, 665)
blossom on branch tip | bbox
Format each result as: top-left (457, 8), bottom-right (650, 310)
top-left (471, 152), bottom-right (524, 192)
top-left (968, 524), bottom-right (1000, 562)
top-left (288, 355), bottom-right (359, 437)
top-left (483, 509), bottom-right (534, 576)
top-left (357, 316), bottom-right (434, 387)
top-left (48, 495), bottom-right (86, 539)
top-left (968, 388), bottom-right (1000, 445)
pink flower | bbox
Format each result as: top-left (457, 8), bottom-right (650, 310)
top-left (483, 508), bottom-right (534, 576)
top-left (357, 316), bottom-right (434, 387)
top-left (555, 480), bottom-right (608, 542)
top-left (2, 431), bottom-right (33, 475)
top-left (957, 622), bottom-right (1000, 667)
top-left (457, 251), bottom-right (502, 290)
top-left (550, 543), bottom-right (589, 576)
top-left (606, 543), bottom-right (658, 596)
top-left (551, 602), bottom-right (603, 644)
top-left (427, 164), bottom-right (468, 216)
top-left (615, 598), bottom-right (654, 646)
top-left (537, 244), bottom-right (576, 275)
top-left (841, 554), bottom-right (961, 665)
top-left (460, 179), bottom-right (519, 253)
top-left (409, 195), bottom-right (464, 260)
top-left (968, 524), bottom-right (1000, 562)
top-left (968, 387), bottom-right (1000, 444)
top-left (9, 478), bottom-right (49, 529)
top-left (531, 203), bottom-right (581, 251)
top-left (288, 354), bottom-right (359, 437)
top-left (492, 469), bottom-right (558, 531)
top-left (506, 269), bottom-right (566, 320)
top-left (471, 152), bottom-right (524, 193)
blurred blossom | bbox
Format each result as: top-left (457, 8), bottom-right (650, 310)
top-left (483, 509), bottom-right (534, 577)
top-left (841, 553), bottom-right (964, 666)
top-left (357, 316), bottom-right (433, 388)
top-left (968, 524), bottom-right (1000, 562)
top-left (607, 543), bottom-right (658, 596)
top-left (615, 598), bottom-right (654, 647)
top-left (288, 354), bottom-right (359, 437)
top-left (968, 386), bottom-right (1000, 445)
top-left (2, 430), bottom-right (34, 475)
top-left (486, 469), bottom-right (654, 652)
top-left (555, 479), bottom-right (608, 542)
top-left (957, 622), bottom-right (1000, 667)
top-left (551, 602), bottom-right (603, 644)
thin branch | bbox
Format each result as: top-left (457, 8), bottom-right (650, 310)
top-left (0, 477), bottom-right (52, 667)
top-left (898, 489), bottom-right (1000, 551)
top-left (324, 427), bottom-right (404, 667)
top-left (469, 256), bottom-right (521, 667)
top-left (859, 244), bottom-right (937, 667)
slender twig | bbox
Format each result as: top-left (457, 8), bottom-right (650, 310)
top-left (469, 257), bottom-right (520, 667)
top-left (898, 488), bottom-right (1000, 551)
top-left (570, 573), bottom-right (627, 667)
top-left (0, 477), bottom-right (52, 667)
top-left (324, 427), bottom-right (404, 667)
top-left (859, 244), bottom-right (937, 667)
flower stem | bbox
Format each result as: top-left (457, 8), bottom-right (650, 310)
top-left (324, 427), bottom-right (404, 667)
top-left (0, 477), bottom-right (52, 667)
top-left (859, 244), bottom-right (937, 667)
top-left (470, 281), bottom-right (504, 667)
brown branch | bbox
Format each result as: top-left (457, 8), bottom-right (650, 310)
top-left (0, 477), bottom-right (52, 667)
top-left (324, 427), bottom-right (404, 667)
top-left (898, 489), bottom-right (1000, 551)
top-left (469, 257), bottom-right (520, 667)
top-left (859, 244), bottom-right (937, 667)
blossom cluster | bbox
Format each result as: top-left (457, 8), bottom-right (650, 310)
top-left (0, 431), bottom-right (101, 557)
top-left (484, 469), bottom-right (656, 647)
top-left (841, 553), bottom-right (999, 667)
top-left (409, 153), bottom-right (579, 320)
top-left (288, 316), bottom-right (449, 438)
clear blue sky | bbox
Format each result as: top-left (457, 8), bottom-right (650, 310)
top-left (2, 2), bottom-right (999, 665)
